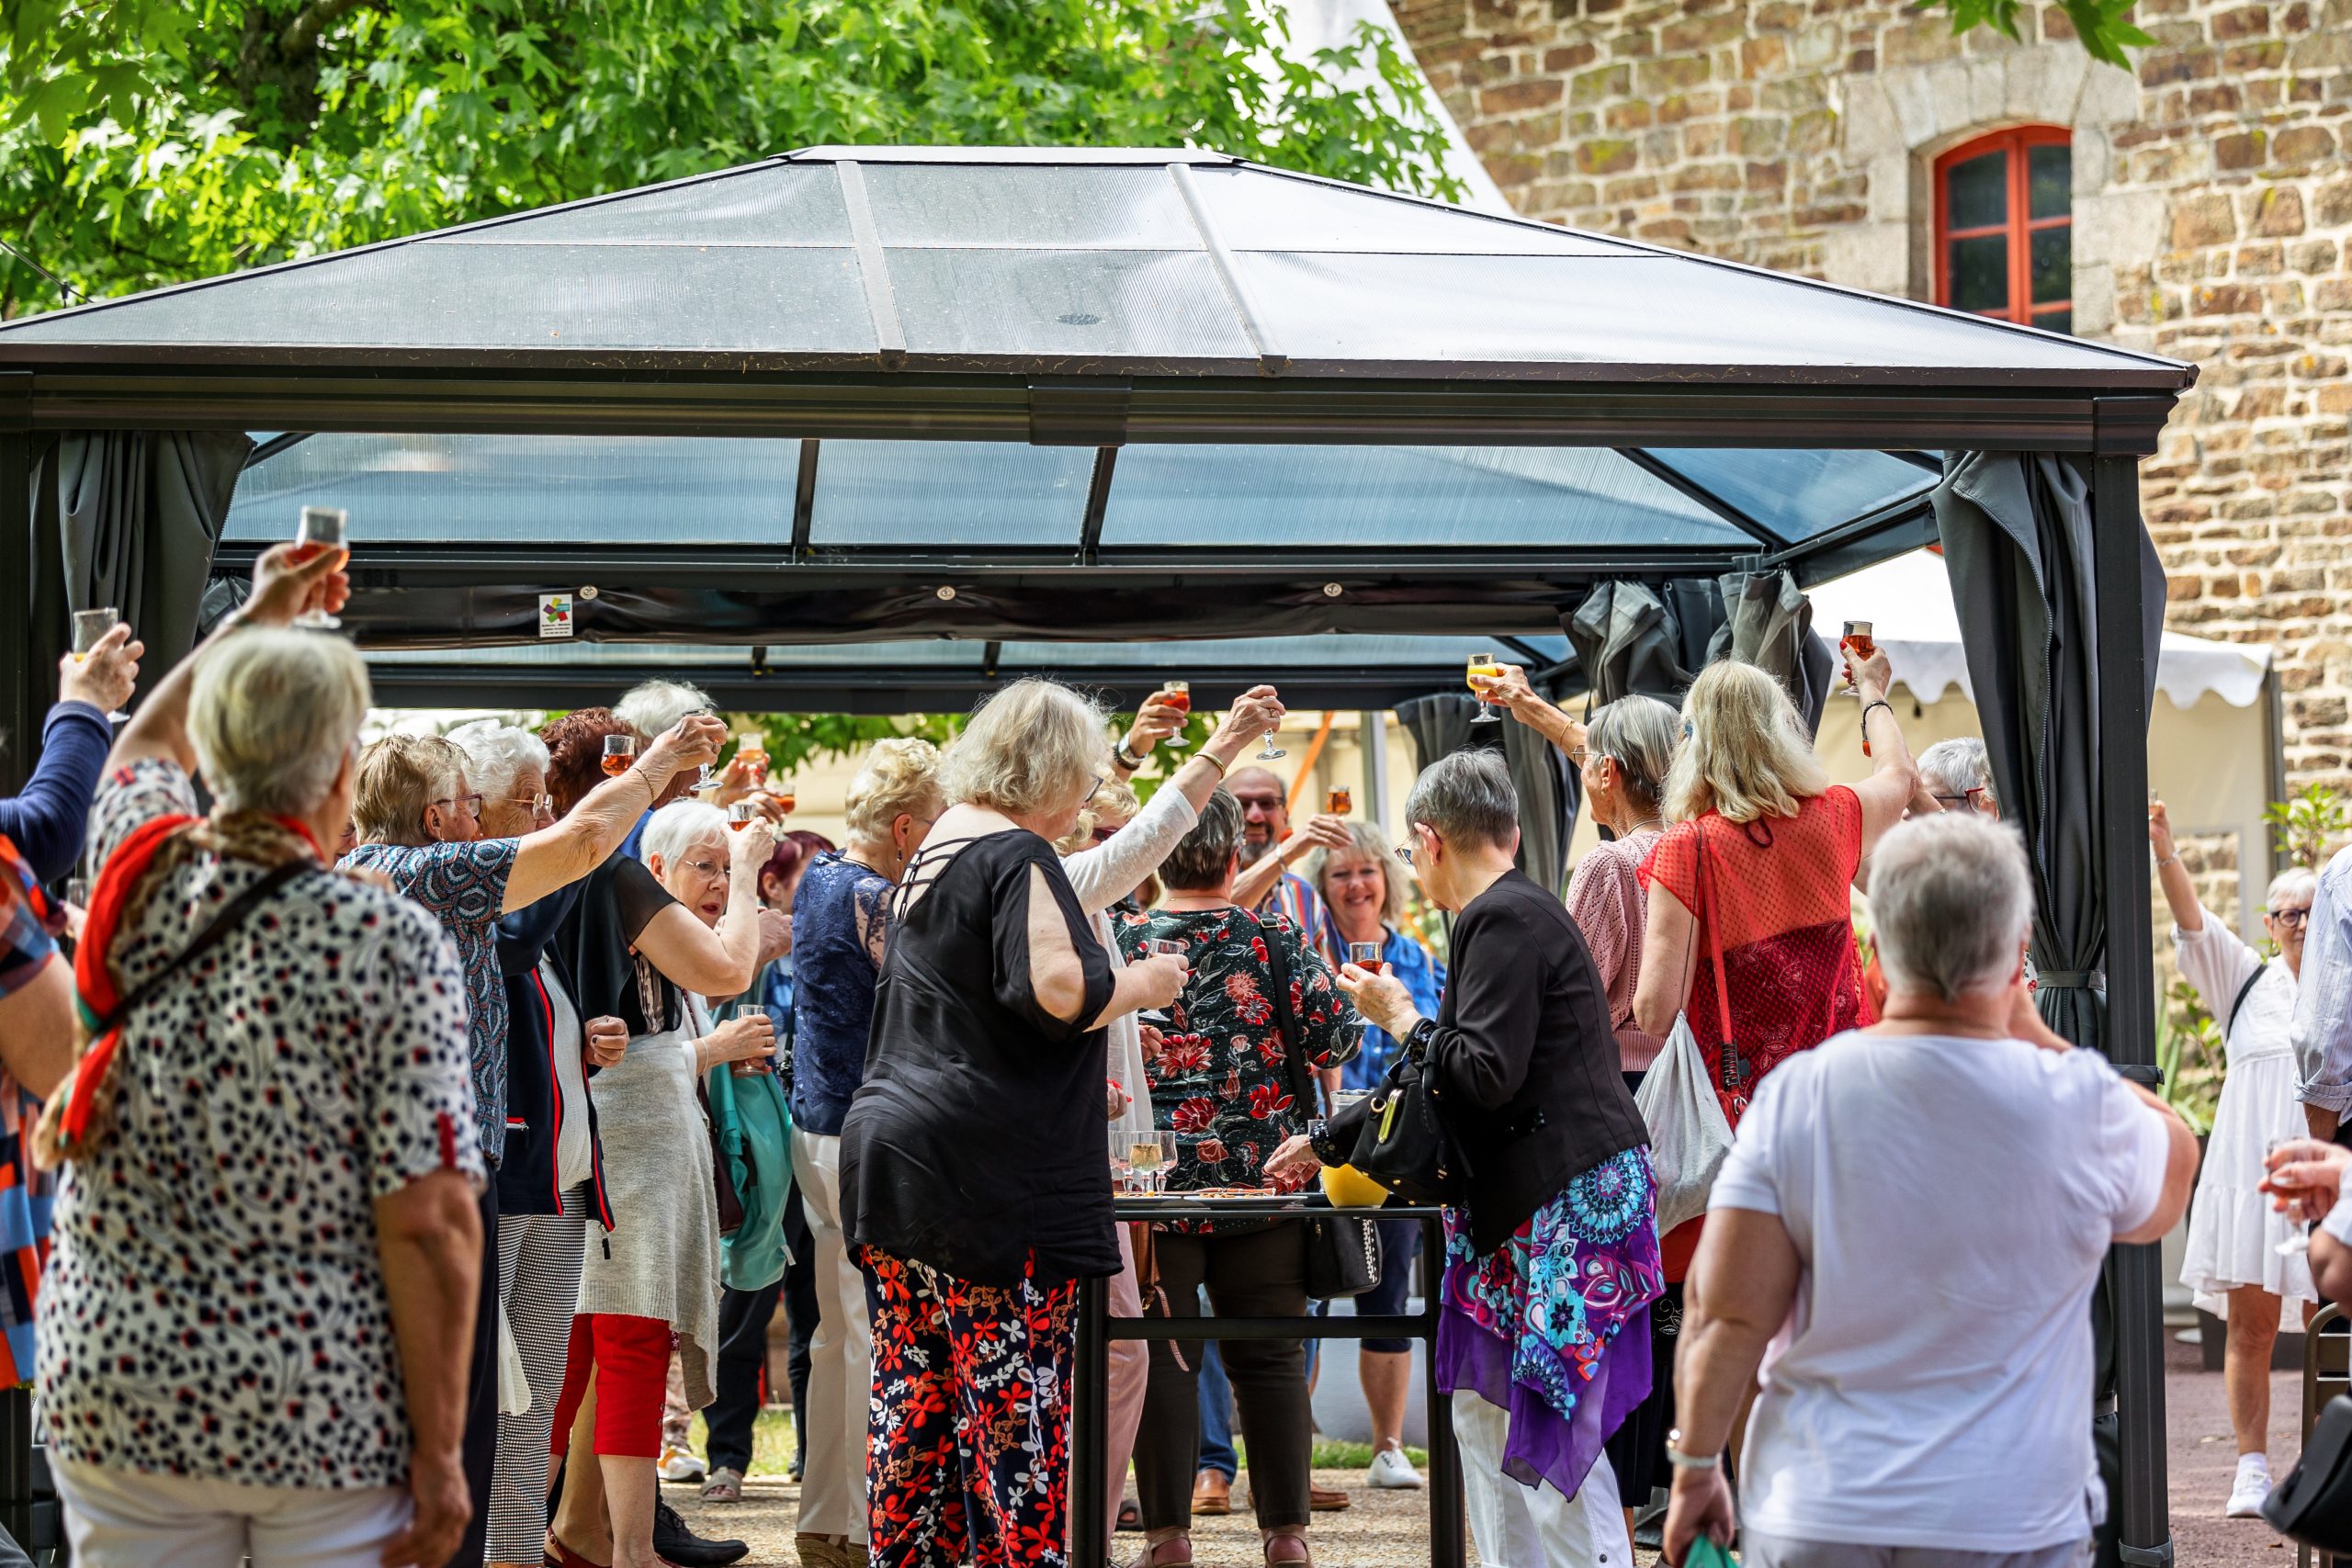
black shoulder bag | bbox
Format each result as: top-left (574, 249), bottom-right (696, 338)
top-left (1253, 911), bottom-right (1380, 1302)
top-left (2264, 1393), bottom-right (2352, 1549)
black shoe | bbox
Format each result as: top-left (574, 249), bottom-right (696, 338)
top-left (651, 1496), bottom-right (750, 1567)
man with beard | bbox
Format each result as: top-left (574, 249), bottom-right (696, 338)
top-left (1227, 766), bottom-right (1351, 966)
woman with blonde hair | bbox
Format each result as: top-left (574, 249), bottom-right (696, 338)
top-left (843, 680), bottom-right (1187, 1568)
top-left (1633, 649), bottom-right (1917, 1137)
top-left (789, 736), bottom-right (944, 1568)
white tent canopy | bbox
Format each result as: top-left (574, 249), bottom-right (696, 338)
top-left (1809, 547), bottom-right (2269, 710)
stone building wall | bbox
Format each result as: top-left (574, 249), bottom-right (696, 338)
top-left (1392, 0), bottom-right (2352, 791)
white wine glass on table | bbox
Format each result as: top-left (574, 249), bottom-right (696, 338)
top-left (291, 507), bottom-right (347, 629)
top-left (70, 609), bottom-right (131, 723)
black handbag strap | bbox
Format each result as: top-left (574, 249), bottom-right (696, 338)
top-left (1243, 908), bottom-right (1321, 1116)
top-left (93, 860), bottom-right (311, 1036)
top-left (2224, 962), bottom-right (2266, 1043)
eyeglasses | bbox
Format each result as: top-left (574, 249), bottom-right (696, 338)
top-left (683, 858), bottom-right (726, 879)
top-left (1396, 823), bottom-right (1434, 866)
top-left (2270, 907), bottom-right (2312, 928)
top-left (1084, 773), bottom-right (1108, 806)
top-left (1568, 744), bottom-right (1589, 765)
top-left (431, 793), bottom-right (485, 818)
top-left (510, 793), bottom-right (554, 814)
top-left (1930, 787), bottom-right (1992, 812)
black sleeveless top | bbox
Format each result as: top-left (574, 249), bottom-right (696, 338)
top-left (841, 829), bottom-right (1118, 1286)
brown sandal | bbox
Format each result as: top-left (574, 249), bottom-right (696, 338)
top-left (1263, 1531), bottom-right (1312, 1568)
top-left (1132, 1535), bottom-right (1193, 1568)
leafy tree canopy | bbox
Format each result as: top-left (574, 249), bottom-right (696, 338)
top-left (0, 0), bottom-right (1463, 314)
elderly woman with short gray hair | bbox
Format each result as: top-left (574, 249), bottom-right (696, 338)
top-left (38, 547), bottom-right (488, 1568)
top-left (1269, 748), bottom-right (1659, 1568)
top-left (1664, 812), bottom-right (2196, 1567)
top-left (842, 678), bottom-right (1187, 1568)
top-left (1916, 736), bottom-right (1998, 817)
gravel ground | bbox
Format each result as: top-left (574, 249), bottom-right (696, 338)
top-left (662, 1467), bottom-right (1496, 1568)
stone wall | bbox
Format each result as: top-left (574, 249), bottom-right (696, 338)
top-left (1393, 0), bottom-right (2351, 787)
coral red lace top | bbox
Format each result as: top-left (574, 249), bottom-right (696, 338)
top-left (1639, 785), bottom-right (1874, 1130)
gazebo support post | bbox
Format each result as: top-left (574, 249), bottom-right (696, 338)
top-left (2093, 449), bottom-right (2172, 1567)
top-left (0, 422), bottom-right (34, 800)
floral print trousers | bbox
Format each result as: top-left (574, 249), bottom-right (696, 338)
top-left (863, 1248), bottom-right (1079, 1568)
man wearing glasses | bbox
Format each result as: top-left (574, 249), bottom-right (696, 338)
top-left (1914, 738), bottom-right (2000, 818)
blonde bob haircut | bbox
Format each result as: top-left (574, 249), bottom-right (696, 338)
top-left (845, 738), bottom-right (944, 842)
top-left (1664, 660), bottom-right (1828, 826)
top-left (189, 627), bottom-right (371, 818)
top-left (941, 679), bottom-right (1111, 818)
top-left (353, 733), bottom-right (466, 847)
top-left (1306, 822), bottom-right (1411, 928)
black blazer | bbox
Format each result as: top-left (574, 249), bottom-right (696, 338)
top-left (1343, 868), bottom-right (1646, 1255)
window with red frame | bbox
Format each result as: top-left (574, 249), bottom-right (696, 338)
top-left (1935, 128), bottom-right (2071, 333)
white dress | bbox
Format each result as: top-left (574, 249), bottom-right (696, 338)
top-left (2177, 910), bottom-right (2316, 1314)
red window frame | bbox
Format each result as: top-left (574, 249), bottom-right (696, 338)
top-left (1932, 126), bottom-right (2071, 330)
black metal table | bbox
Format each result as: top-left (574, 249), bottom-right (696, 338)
top-left (1070, 1195), bottom-right (1465, 1568)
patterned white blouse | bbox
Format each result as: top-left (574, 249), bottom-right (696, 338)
top-left (37, 760), bottom-right (483, 1490)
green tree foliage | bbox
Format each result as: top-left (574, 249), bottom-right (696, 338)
top-left (0, 0), bottom-right (1464, 314)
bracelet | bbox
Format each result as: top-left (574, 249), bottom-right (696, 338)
top-left (1860, 698), bottom-right (1894, 732)
top-left (2154, 852), bottom-right (2178, 868)
top-left (1196, 750), bottom-right (1229, 781)
top-left (1665, 1429), bottom-right (1721, 1471)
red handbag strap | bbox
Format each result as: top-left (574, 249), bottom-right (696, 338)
top-left (1692, 824), bottom-right (1736, 1046)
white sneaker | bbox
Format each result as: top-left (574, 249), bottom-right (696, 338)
top-left (1365, 1444), bottom-right (1424, 1490)
top-left (658, 1443), bottom-right (707, 1483)
top-left (2225, 1452), bottom-right (2271, 1518)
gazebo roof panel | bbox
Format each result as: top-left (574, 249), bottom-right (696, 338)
top-left (0, 148), bottom-right (2193, 391)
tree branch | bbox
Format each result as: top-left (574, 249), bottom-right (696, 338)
top-left (277, 0), bottom-right (372, 62)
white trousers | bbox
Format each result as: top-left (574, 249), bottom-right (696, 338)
top-left (54, 1459), bottom-right (411, 1568)
top-left (1452, 1390), bottom-right (1631, 1568)
top-left (794, 1126), bottom-right (872, 1545)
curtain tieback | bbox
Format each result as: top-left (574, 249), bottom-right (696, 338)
top-left (2035, 969), bottom-right (2105, 990)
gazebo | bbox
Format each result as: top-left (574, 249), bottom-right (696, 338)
top-left (0, 144), bottom-right (2196, 1563)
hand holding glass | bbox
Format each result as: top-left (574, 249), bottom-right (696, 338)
top-left (730, 1006), bottom-right (775, 1077)
top-left (1159, 681), bottom-right (1192, 750)
top-left (292, 508), bottom-right (348, 629)
top-left (1138, 938), bottom-right (1187, 1023)
top-left (1467, 651), bottom-right (1505, 725)
top-left (70, 609), bottom-right (132, 722)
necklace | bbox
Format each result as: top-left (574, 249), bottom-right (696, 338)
top-left (1615, 815), bottom-right (1662, 838)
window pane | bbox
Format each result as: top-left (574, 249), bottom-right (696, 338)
top-left (1949, 235), bottom-right (2010, 313)
top-left (1945, 151), bottom-right (2007, 231)
top-left (809, 440), bottom-right (1092, 546)
top-left (2029, 143), bottom-right (2071, 220)
top-left (1101, 445), bottom-right (1749, 547)
top-left (2032, 307), bottom-right (2073, 335)
top-left (1640, 448), bottom-right (1937, 540)
top-left (2030, 227), bottom-right (2071, 305)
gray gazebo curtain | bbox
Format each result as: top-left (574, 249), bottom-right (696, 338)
top-left (1934, 449), bottom-right (2165, 1568)
top-left (28, 432), bottom-right (253, 685)
top-left (1564, 570), bottom-right (1833, 735)
top-left (1935, 452), bottom-right (2163, 1055)
top-left (1394, 696), bottom-right (1577, 897)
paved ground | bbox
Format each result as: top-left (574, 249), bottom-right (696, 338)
top-left (659, 1341), bottom-right (2312, 1567)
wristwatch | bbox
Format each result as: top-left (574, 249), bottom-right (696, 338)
top-left (1113, 740), bottom-right (1148, 773)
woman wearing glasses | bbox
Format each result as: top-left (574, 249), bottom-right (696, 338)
top-left (2152, 795), bottom-right (2317, 1518)
top-left (1915, 737), bottom-right (2000, 817)
top-left (347, 716), bottom-right (721, 1566)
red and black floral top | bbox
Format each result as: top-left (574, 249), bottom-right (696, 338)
top-left (1118, 904), bottom-right (1357, 1225)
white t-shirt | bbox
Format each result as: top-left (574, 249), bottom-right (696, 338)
top-left (541, 956), bottom-right (594, 1190)
top-left (1709, 1030), bottom-right (2172, 1551)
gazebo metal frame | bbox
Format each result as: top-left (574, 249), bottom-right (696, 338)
top-left (0, 144), bottom-right (2197, 1565)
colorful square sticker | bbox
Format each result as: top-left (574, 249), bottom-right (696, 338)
top-left (538, 593), bottom-right (573, 638)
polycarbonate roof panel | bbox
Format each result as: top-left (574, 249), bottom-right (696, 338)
top-left (1234, 250), bottom-right (2131, 374)
top-left (448, 163), bottom-right (851, 246)
top-left (1102, 445), bottom-right (1751, 547)
top-left (365, 632), bottom-right (1566, 671)
top-left (887, 249), bottom-right (1253, 362)
top-left (226, 434), bottom-right (797, 544)
top-left (861, 164), bottom-right (1196, 248)
top-left (0, 148), bottom-right (2192, 389)
top-left (1642, 448), bottom-right (1937, 539)
top-left (809, 440), bottom-right (1092, 546)
top-left (9, 243), bottom-right (874, 354)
